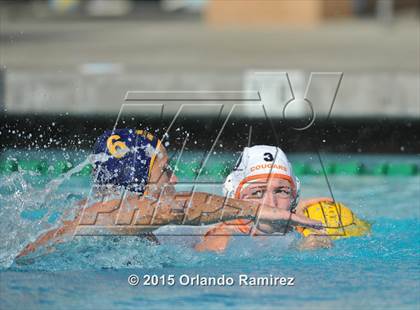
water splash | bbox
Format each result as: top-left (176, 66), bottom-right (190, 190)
top-left (0, 154), bottom-right (113, 269)
top-left (0, 149), bottom-right (158, 269)
top-left (45, 153), bottom-right (109, 196)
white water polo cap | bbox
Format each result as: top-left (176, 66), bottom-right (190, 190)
top-left (223, 145), bottom-right (301, 209)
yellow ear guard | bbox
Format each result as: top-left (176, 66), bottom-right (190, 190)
top-left (297, 201), bottom-right (371, 239)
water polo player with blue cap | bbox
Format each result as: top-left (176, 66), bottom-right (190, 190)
top-left (17, 134), bottom-right (324, 259)
top-left (92, 128), bottom-right (175, 195)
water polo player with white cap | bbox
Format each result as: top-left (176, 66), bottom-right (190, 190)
top-left (224, 145), bottom-right (301, 211)
top-left (195, 145), bottom-right (334, 252)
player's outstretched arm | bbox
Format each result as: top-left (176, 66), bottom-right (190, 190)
top-left (17, 192), bottom-right (322, 258)
top-left (144, 192), bottom-right (323, 228)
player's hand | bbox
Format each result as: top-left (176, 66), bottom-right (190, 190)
top-left (259, 207), bottom-right (323, 230)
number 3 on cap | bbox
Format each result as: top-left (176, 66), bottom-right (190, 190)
top-left (106, 135), bottom-right (127, 158)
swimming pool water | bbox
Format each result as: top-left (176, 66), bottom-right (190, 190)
top-left (0, 153), bottom-right (419, 310)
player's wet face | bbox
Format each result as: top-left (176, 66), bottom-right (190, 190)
top-left (240, 178), bottom-right (292, 211)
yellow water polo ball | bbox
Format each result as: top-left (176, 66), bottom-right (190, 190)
top-left (297, 201), bottom-right (371, 239)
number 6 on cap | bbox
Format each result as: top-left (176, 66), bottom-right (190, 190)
top-left (106, 135), bottom-right (128, 158)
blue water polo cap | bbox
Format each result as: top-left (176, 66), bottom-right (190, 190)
top-left (93, 129), bottom-right (160, 193)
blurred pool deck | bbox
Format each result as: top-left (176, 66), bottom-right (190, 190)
top-left (1, 15), bottom-right (419, 72)
top-left (0, 15), bottom-right (419, 117)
